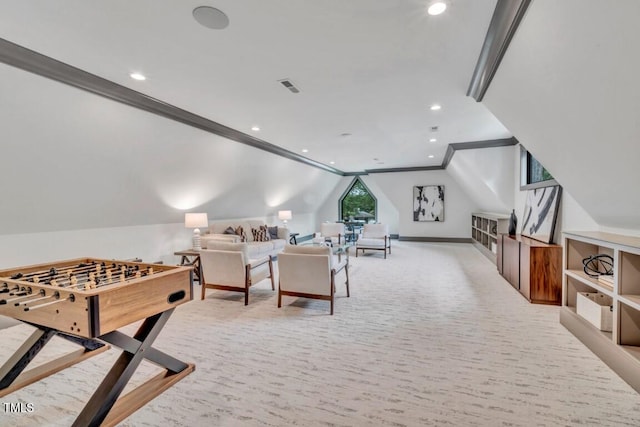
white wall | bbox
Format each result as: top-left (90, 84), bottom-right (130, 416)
top-left (447, 145), bottom-right (515, 214)
top-left (483, 0), bottom-right (640, 231)
top-left (0, 62), bottom-right (344, 267)
top-left (370, 170), bottom-right (475, 239)
top-left (0, 223), bottom-right (191, 269)
top-left (0, 63), bottom-right (342, 236)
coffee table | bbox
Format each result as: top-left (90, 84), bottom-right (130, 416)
top-left (301, 241), bottom-right (350, 263)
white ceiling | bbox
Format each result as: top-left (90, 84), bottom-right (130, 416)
top-left (0, 0), bottom-right (511, 173)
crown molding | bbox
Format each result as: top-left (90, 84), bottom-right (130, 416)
top-left (1, 37), bottom-right (517, 178)
top-left (343, 137), bottom-right (517, 175)
top-left (467, 0), bottom-right (532, 101)
top-left (0, 37), bottom-right (343, 176)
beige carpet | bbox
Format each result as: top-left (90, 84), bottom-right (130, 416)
top-left (1, 241), bottom-right (640, 426)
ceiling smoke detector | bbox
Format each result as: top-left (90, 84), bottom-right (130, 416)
top-left (278, 79), bottom-right (300, 93)
top-left (431, 126), bottom-right (439, 132)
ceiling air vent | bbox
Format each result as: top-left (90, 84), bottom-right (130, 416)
top-left (278, 79), bottom-right (300, 93)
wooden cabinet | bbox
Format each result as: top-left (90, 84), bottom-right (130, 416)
top-left (498, 234), bottom-right (562, 305)
top-left (560, 231), bottom-right (640, 393)
top-left (471, 213), bottom-right (509, 264)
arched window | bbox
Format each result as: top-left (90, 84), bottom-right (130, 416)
top-left (339, 177), bottom-right (377, 222)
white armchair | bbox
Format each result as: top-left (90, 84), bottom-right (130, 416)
top-left (200, 241), bottom-right (274, 305)
top-left (355, 224), bottom-right (391, 259)
top-left (311, 223), bottom-right (345, 245)
top-left (277, 245), bottom-right (350, 315)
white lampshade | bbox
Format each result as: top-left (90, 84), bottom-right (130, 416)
top-left (185, 213), bottom-right (208, 250)
top-left (278, 210), bottom-right (292, 221)
top-left (185, 213), bottom-right (209, 229)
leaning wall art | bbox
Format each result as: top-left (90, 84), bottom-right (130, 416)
top-left (521, 185), bottom-right (562, 244)
top-left (413, 185), bottom-right (444, 222)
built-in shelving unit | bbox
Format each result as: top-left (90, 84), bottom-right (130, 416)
top-left (471, 213), bottom-right (509, 263)
top-left (560, 231), bottom-right (640, 393)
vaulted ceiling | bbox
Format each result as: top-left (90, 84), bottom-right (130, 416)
top-left (0, 0), bottom-right (511, 173)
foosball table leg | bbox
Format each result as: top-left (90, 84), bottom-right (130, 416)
top-left (0, 327), bottom-right (56, 391)
top-left (72, 308), bottom-right (194, 427)
top-left (0, 327), bottom-right (108, 398)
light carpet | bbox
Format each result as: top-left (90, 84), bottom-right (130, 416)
top-left (1, 241), bottom-right (639, 426)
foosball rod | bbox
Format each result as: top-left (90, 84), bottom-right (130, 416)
top-left (0, 284), bottom-right (19, 294)
top-left (14, 261), bottom-right (137, 283)
top-left (26, 262), bottom-right (117, 283)
top-left (33, 264), bottom-right (144, 288)
top-left (46, 264), bottom-right (123, 287)
top-left (0, 291), bottom-right (37, 305)
top-left (62, 265), bottom-right (149, 288)
top-left (16, 294), bottom-right (53, 306)
top-left (10, 261), bottom-right (102, 281)
top-left (24, 296), bottom-right (70, 311)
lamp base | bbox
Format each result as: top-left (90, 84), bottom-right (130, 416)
top-left (192, 229), bottom-right (202, 251)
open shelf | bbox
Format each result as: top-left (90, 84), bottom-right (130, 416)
top-left (620, 251), bottom-right (640, 295)
top-left (562, 231), bottom-right (640, 393)
top-left (619, 295), bottom-right (640, 311)
top-left (565, 269), bottom-right (614, 296)
top-left (471, 213), bottom-right (508, 264)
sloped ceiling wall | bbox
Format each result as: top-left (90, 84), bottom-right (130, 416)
top-left (446, 145), bottom-right (515, 214)
top-left (482, 0), bottom-right (640, 230)
top-left (0, 63), bottom-right (341, 235)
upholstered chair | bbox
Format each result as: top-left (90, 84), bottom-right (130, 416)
top-left (355, 223), bottom-right (391, 259)
top-left (200, 241), bottom-right (274, 305)
top-left (277, 245), bottom-right (349, 315)
top-left (312, 223), bottom-right (345, 245)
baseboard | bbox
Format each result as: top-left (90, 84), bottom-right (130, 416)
top-left (398, 236), bottom-right (473, 243)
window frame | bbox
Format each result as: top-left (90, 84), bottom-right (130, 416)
top-left (519, 146), bottom-right (557, 190)
top-left (338, 177), bottom-right (378, 222)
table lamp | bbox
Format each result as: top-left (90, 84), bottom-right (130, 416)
top-left (278, 210), bottom-right (292, 228)
top-left (185, 213), bottom-right (209, 250)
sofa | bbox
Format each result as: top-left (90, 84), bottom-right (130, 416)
top-left (201, 220), bottom-right (289, 259)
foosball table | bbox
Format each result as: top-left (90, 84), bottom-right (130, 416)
top-left (0, 257), bottom-right (195, 426)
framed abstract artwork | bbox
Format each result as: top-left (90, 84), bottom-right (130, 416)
top-left (521, 185), bottom-right (562, 243)
top-left (413, 185), bottom-right (444, 222)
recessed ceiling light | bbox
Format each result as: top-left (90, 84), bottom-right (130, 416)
top-left (430, 104), bottom-right (441, 111)
top-left (429, 138), bottom-right (437, 142)
top-left (428, 2), bottom-right (447, 16)
top-left (428, 154), bottom-right (435, 158)
top-left (193, 6), bottom-right (229, 30)
top-left (330, 161), bottom-right (335, 165)
top-left (130, 73), bottom-right (146, 81)
top-left (251, 126), bottom-right (260, 131)
top-left (302, 149), bottom-right (309, 153)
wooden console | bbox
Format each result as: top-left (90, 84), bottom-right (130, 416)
top-left (497, 234), bottom-right (562, 305)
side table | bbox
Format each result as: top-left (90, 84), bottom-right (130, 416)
top-left (174, 249), bottom-right (201, 283)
